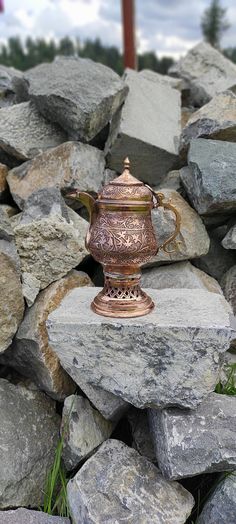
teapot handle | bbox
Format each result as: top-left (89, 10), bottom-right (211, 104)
top-left (145, 185), bottom-right (181, 254)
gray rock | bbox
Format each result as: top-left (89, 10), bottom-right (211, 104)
top-left (146, 189), bottom-right (210, 266)
top-left (181, 139), bottom-right (236, 215)
top-left (47, 287), bottom-right (233, 409)
top-left (0, 101), bottom-right (67, 166)
top-left (0, 209), bottom-right (24, 353)
top-left (15, 56), bottom-right (128, 141)
top-left (61, 395), bottom-right (114, 470)
top-left (67, 439), bottom-right (194, 524)
top-left (7, 141), bottom-right (105, 210)
top-left (0, 162), bottom-right (8, 201)
top-left (0, 379), bottom-right (59, 508)
top-left (73, 379), bottom-right (130, 422)
top-left (221, 265), bottom-right (236, 316)
top-left (127, 408), bottom-right (156, 462)
top-left (197, 473), bottom-right (236, 524)
top-left (169, 42), bottom-right (236, 106)
top-left (222, 222), bottom-right (236, 249)
top-left (194, 227), bottom-right (236, 282)
top-left (20, 187), bottom-right (67, 224)
top-left (106, 68), bottom-right (181, 185)
top-left (155, 169), bottom-right (184, 194)
top-left (13, 206), bottom-right (88, 290)
top-left (141, 261), bottom-right (222, 294)
top-left (139, 68), bottom-right (184, 90)
top-left (0, 508), bottom-right (70, 523)
top-left (149, 393), bottom-right (236, 480)
top-left (21, 272), bottom-right (41, 306)
top-left (0, 64), bottom-right (22, 107)
top-left (0, 271), bottom-right (92, 400)
top-left (180, 91), bottom-right (236, 159)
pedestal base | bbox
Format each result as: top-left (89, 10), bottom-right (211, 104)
top-left (91, 273), bottom-right (154, 318)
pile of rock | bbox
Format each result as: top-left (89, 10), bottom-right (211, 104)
top-left (0, 42), bottom-right (236, 523)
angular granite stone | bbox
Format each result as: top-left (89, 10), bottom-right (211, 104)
top-left (149, 393), bottom-right (236, 480)
top-left (106, 68), bottom-right (181, 185)
top-left (47, 287), bottom-right (233, 409)
top-left (67, 439), bottom-right (194, 524)
top-left (0, 508), bottom-right (70, 523)
top-left (181, 139), bottom-right (236, 215)
top-left (197, 473), bottom-right (236, 524)
top-left (14, 56), bottom-right (128, 141)
top-left (169, 42), bottom-right (236, 106)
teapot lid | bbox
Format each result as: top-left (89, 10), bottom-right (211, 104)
top-left (99, 158), bottom-right (152, 202)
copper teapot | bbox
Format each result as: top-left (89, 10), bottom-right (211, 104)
top-left (70, 158), bottom-right (181, 318)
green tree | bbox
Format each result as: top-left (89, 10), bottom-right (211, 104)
top-left (201, 0), bottom-right (230, 48)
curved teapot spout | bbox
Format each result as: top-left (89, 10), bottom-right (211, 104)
top-left (68, 191), bottom-right (97, 227)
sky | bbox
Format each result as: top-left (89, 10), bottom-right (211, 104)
top-left (0, 0), bottom-right (236, 59)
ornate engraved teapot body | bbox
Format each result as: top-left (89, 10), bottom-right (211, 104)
top-left (70, 158), bottom-right (180, 318)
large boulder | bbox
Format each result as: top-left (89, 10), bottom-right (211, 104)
top-left (14, 56), bottom-right (128, 141)
top-left (61, 394), bottom-right (113, 470)
top-left (141, 260), bottom-right (222, 294)
top-left (47, 287), bottom-right (233, 410)
top-left (149, 393), bottom-right (236, 479)
top-left (67, 439), bottom-right (194, 524)
top-left (221, 265), bottom-right (236, 315)
top-left (181, 139), bottom-right (236, 215)
top-left (0, 270), bottom-right (92, 400)
top-left (7, 141), bottom-right (105, 210)
top-left (0, 101), bottom-right (67, 166)
top-left (169, 42), bottom-right (236, 106)
top-left (0, 163), bottom-right (8, 201)
top-left (105, 68), bottom-right (181, 185)
top-left (197, 473), bottom-right (236, 524)
top-left (146, 188), bottom-right (210, 266)
top-left (194, 226), bottom-right (236, 282)
top-left (0, 509), bottom-right (70, 523)
top-left (13, 200), bottom-right (88, 290)
top-left (0, 379), bottom-right (59, 508)
top-left (0, 209), bottom-right (24, 353)
top-left (180, 91), bottom-right (236, 159)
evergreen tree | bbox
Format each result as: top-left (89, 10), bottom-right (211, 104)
top-left (201, 0), bottom-right (230, 48)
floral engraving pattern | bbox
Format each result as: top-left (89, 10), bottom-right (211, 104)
top-left (88, 212), bottom-right (157, 266)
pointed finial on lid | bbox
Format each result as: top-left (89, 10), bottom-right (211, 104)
top-left (123, 157), bottom-right (130, 170)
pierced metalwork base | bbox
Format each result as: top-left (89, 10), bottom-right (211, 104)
top-left (91, 272), bottom-right (154, 318)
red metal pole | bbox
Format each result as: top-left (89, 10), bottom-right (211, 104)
top-left (121, 0), bottom-right (137, 70)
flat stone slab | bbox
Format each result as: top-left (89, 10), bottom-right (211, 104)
top-left (149, 393), bottom-right (236, 480)
top-left (47, 287), bottom-right (234, 409)
top-left (67, 439), bottom-right (194, 524)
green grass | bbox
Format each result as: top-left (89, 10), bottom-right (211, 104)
top-left (215, 362), bottom-right (236, 395)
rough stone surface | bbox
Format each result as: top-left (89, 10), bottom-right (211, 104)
top-left (15, 56), bottom-right (128, 141)
top-left (0, 64), bottom-right (22, 107)
top-left (7, 141), bottom-right (105, 210)
top-left (0, 379), bottom-right (59, 508)
top-left (141, 261), bottom-right (222, 294)
top-left (67, 439), bottom-right (194, 524)
top-left (146, 189), bottom-right (210, 266)
top-left (149, 393), bottom-right (236, 480)
top-left (106, 68), bottom-right (181, 185)
top-left (22, 272), bottom-right (41, 306)
top-left (127, 408), bottom-right (156, 462)
top-left (155, 169), bottom-right (184, 194)
top-left (180, 91), bottom-right (236, 158)
top-left (194, 227), bottom-right (236, 282)
top-left (73, 379), bottom-right (130, 422)
top-left (0, 209), bottom-right (24, 353)
top-left (0, 163), bottom-right (8, 200)
top-left (13, 206), bottom-right (88, 290)
top-left (0, 101), bottom-right (67, 165)
top-left (222, 222), bottom-right (236, 249)
top-left (169, 42), bottom-right (236, 106)
top-left (181, 139), bottom-right (236, 215)
top-left (139, 68), bottom-right (184, 90)
top-left (0, 509), bottom-right (70, 523)
top-left (61, 394), bottom-right (114, 470)
top-left (221, 265), bottom-right (236, 315)
top-left (47, 287), bottom-right (233, 409)
top-left (0, 271), bottom-right (92, 400)
top-left (197, 473), bottom-right (236, 524)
